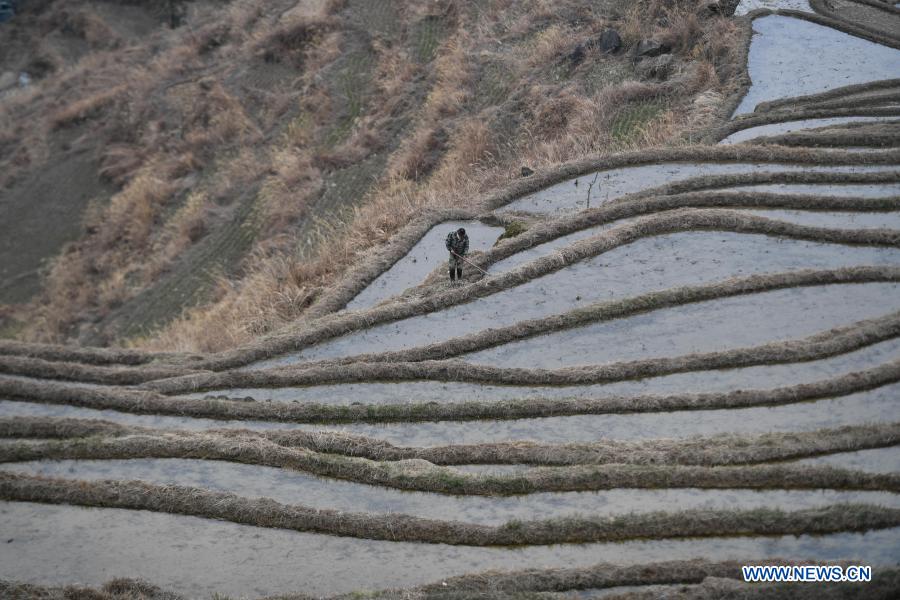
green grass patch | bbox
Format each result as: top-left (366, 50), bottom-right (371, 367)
top-left (323, 52), bottom-right (374, 148)
top-left (610, 100), bottom-right (665, 145)
top-left (474, 60), bottom-right (515, 109)
top-left (0, 316), bottom-right (24, 339)
top-left (411, 15), bottom-right (445, 63)
top-left (495, 221), bottom-right (527, 245)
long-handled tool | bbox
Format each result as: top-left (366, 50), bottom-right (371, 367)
top-left (451, 251), bottom-right (488, 276)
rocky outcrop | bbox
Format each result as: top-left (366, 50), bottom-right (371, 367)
top-left (596, 28), bottom-right (622, 53)
top-left (634, 39), bottom-right (672, 58)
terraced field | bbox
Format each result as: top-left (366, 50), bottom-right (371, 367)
top-left (2, 1), bottom-right (900, 598)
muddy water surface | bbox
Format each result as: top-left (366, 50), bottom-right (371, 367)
top-left (4, 459), bottom-right (896, 526)
top-left (725, 182), bottom-right (900, 196)
top-left (735, 16), bottom-right (900, 115)
top-left (288, 233), bottom-right (900, 362)
top-left (735, 0), bottom-right (812, 14)
top-left (1, 502), bottom-right (898, 597)
top-left (291, 382), bottom-right (900, 446)
top-left (0, 399), bottom-right (297, 432)
top-left (346, 220), bottom-right (504, 311)
top-left (500, 164), bottom-right (892, 214)
top-left (791, 446), bottom-right (900, 474)
top-left (720, 116), bottom-right (893, 144)
top-left (492, 207), bottom-right (900, 274)
top-left (737, 209), bottom-right (900, 229)
top-left (5, 379), bottom-right (898, 445)
top-left (465, 283), bottom-right (900, 368)
top-left (182, 338), bottom-right (900, 405)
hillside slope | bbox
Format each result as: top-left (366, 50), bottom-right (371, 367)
top-left (1, 0), bottom-right (742, 349)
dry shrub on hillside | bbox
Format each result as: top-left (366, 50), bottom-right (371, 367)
top-left (528, 23), bottom-right (574, 67)
top-left (659, 10), bottom-right (703, 53)
top-left (170, 191), bottom-right (212, 247)
top-left (99, 143), bottom-right (150, 187)
top-left (390, 126), bottom-right (449, 181)
top-left (50, 86), bottom-right (126, 129)
top-left (254, 14), bottom-right (337, 67)
top-left (179, 80), bottom-right (261, 157)
top-left (189, 22), bottom-right (233, 56)
top-left (449, 119), bottom-right (497, 170)
top-left (527, 88), bottom-right (586, 140)
top-left (622, 0), bottom-right (741, 80)
top-left (422, 39), bottom-right (472, 120)
top-left (146, 174), bottom-right (433, 351)
top-left (692, 16), bottom-right (743, 82)
top-left (259, 151), bottom-right (321, 236)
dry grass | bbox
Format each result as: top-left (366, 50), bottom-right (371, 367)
top-left (1, 470), bottom-right (896, 545)
top-left (8, 418), bottom-right (897, 469)
top-left (0, 1), bottom-right (291, 343)
top-left (754, 78), bottom-right (900, 113)
top-left (5, 561), bottom-right (897, 599)
top-left (253, 14), bottom-right (338, 67)
top-left (179, 205), bottom-right (900, 372)
top-left (238, 423), bottom-right (900, 468)
top-left (7, 265), bottom-right (899, 387)
top-left (378, 560), bottom-right (897, 598)
top-left (26, 168), bottom-right (180, 340)
top-left (312, 266), bottom-right (900, 367)
top-left (2, 181), bottom-right (897, 368)
top-left (2, 428), bottom-right (898, 495)
top-left (124, 0), bottom-right (747, 353)
top-left (2, 0), bottom-right (883, 358)
top-left (0, 578), bottom-right (185, 600)
top-left (50, 86), bottom-right (126, 130)
top-left (145, 175), bottom-right (431, 352)
top-left (803, 1), bottom-right (900, 49)
top-left (710, 104), bottom-right (900, 142)
top-left (579, 576), bottom-right (900, 600)
top-left (1, 349), bottom-right (897, 426)
top-left (751, 125), bottom-right (900, 149)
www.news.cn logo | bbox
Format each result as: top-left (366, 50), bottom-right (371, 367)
top-left (742, 565), bottom-right (872, 583)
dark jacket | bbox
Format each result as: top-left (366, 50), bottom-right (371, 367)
top-left (446, 231), bottom-right (469, 256)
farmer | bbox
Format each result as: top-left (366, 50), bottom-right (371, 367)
top-left (445, 227), bottom-right (469, 283)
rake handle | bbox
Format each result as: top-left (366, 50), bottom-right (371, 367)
top-left (451, 251), bottom-right (488, 275)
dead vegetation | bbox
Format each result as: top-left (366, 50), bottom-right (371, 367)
top-left (5, 559), bottom-right (897, 600)
top-left (173, 201), bottom-right (900, 372)
top-left (0, 578), bottom-right (185, 600)
top-left (2, 428), bottom-right (899, 495)
top-left (2, 418), bottom-right (897, 469)
top-left (3, 0), bottom-right (757, 351)
top-left (346, 560), bottom-right (899, 599)
top-left (278, 266), bottom-right (900, 370)
top-left (1, 350), bottom-right (897, 425)
top-left (2, 296), bottom-right (897, 388)
top-left (10, 176), bottom-right (899, 373)
top-left (1, 470), bottom-right (896, 545)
